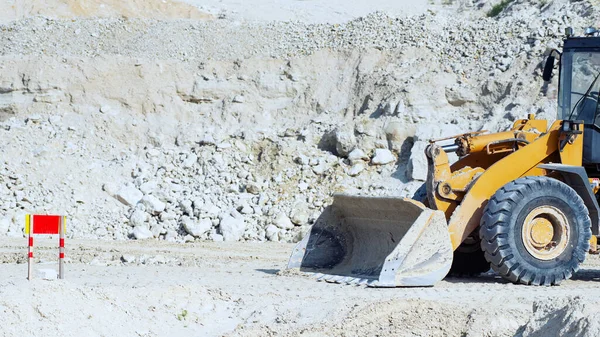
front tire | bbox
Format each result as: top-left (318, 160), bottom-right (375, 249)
top-left (479, 176), bottom-right (591, 285)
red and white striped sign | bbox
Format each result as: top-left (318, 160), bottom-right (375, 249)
top-left (25, 214), bottom-right (66, 280)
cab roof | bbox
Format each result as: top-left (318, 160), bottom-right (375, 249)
top-left (564, 37), bottom-right (600, 49)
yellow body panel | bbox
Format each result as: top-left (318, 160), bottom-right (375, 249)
top-left (427, 146), bottom-right (453, 213)
top-left (463, 131), bottom-right (521, 154)
top-left (559, 122), bottom-right (584, 165)
top-left (512, 117), bottom-right (548, 133)
top-left (447, 126), bottom-right (560, 248)
top-left (427, 118), bottom-right (586, 250)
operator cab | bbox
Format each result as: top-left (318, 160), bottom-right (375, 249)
top-left (549, 28), bottom-right (600, 165)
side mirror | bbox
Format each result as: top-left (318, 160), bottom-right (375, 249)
top-left (542, 55), bottom-right (555, 82)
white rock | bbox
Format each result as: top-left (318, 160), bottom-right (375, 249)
top-left (184, 234), bottom-right (195, 243)
top-left (355, 120), bottom-right (378, 136)
top-left (371, 149), bottom-right (395, 165)
top-left (183, 218), bottom-right (212, 237)
top-left (102, 182), bottom-right (119, 197)
top-left (48, 115), bottom-right (62, 125)
top-left (265, 224), bottom-right (280, 241)
top-left (246, 182), bottom-right (260, 195)
top-left (385, 121), bottom-right (415, 142)
top-left (201, 202), bottom-right (221, 217)
top-left (14, 191), bottom-right (25, 201)
top-left (407, 141), bottom-right (429, 181)
top-left (233, 95), bottom-right (245, 103)
top-left (141, 195), bottom-right (165, 214)
top-left (132, 226), bottom-right (153, 240)
top-left (27, 114), bottom-right (42, 123)
top-left (445, 85), bottom-right (477, 106)
top-left (182, 153), bottom-right (198, 168)
top-left (334, 128), bottom-right (356, 157)
top-left (312, 164), bottom-right (328, 175)
top-left (199, 134), bottom-right (216, 145)
top-left (290, 203), bottom-right (310, 226)
top-left (235, 140), bottom-right (248, 152)
top-left (116, 186), bottom-right (143, 207)
top-left (180, 199), bottom-right (193, 215)
top-left (274, 212), bottom-right (294, 229)
top-left (347, 148), bottom-right (369, 164)
top-left (139, 181), bottom-right (158, 194)
top-left (150, 225), bottom-right (163, 238)
top-left (192, 197), bottom-right (204, 210)
top-left (165, 230), bottom-right (178, 242)
top-left (384, 98), bottom-right (406, 116)
top-left (217, 142), bottom-right (232, 149)
top-left (129, 209), bottom-right (148, 227)
top-left (219, 215), bottom-right (246, 241)
top-left (121, 254), bottom-right (136, 263)
top-left (414, 124), bottom-right (463, 142)
top-left (295, 154), bottom-right (309, 165)
top-left (146, 148), bottom-right (160, 158)
top-left (160, 212), bottom-right (176, 222)
top-left (240, 204), bottom-right (254, 214)
top-left (35, 268), bottom-right (57, 280)
top-left (348, 162), bottom-right (366, 176)
top-left (374, 140), bottom-right (388, 149)
top-left (211, 233), bottom-right (224, 242)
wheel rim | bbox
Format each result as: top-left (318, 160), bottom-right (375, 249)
top-left (521, 205), bottom-right (570, 260)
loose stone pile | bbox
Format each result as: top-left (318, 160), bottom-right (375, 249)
top-left (0, 0), bottom-right (599, 242)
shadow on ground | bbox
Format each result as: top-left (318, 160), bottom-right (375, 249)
top-left (255, 268), bottom-right (280, 275)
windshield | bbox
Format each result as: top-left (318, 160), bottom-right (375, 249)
top-left (559, 50), bottom-right (600, 124)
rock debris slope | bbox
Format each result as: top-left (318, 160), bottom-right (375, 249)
top-left (0, 0), bottom-right (599, 242)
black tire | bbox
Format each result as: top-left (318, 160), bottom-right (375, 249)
top-left (412, 183), bottom-right (490, 276)
top-left (479, 176), bottom-right (591, 285)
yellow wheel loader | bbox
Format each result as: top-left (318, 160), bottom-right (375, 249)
top-left (287, 27), bottom-right (600, 287)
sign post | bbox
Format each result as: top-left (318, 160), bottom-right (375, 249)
top-left (59, 216), bottom-right (65, 279)
top-left (25, 214), bottom-right (66, 280)
top-left (27, 228), bottom-right (33, 280)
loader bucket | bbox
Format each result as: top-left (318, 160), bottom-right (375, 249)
top-left (287, 195), bottom-right (453, 287)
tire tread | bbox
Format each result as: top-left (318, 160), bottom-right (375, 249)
top-left (479, 176), bottom-right (592, 286)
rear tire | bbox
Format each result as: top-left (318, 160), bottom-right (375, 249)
top-left (479, 176), bottom-right (591, 285)
top-left (412, 183), bottom-right (490, 276)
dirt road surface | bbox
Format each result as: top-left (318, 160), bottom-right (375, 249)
top-left (2, 238), bottom-right (600, 336)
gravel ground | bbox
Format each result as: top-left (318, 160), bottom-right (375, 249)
top-left (3, 238), bottom-right (600, 336)
top-left (2, 1), bottom-right (600, 336)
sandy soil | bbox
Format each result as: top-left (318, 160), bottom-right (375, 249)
top-left (0, 0), bottom-right (449, 24)
top-left (0, 0), bottom-right (213, 23)
top-left (3, 238), bottom-right (600, 337)
top-left (184, 0), bottom-right (436, 23)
